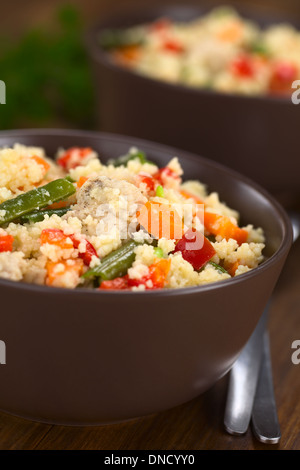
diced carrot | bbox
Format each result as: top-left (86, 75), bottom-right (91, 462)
top-left (128, 258), bottom-right (171, 289)
top-left (217, 21), bottom-right (242, 42)
top-left (225, 261), bottom-right (240, 277)
top-left (40, 229), bottom-right (73, 249)
top-left (179, 189), bottom-right (204, 205)
top-left (47, 200), bottom-right (70, 210)
top-left (149, 258), bottom-right (171, 288)
top-left (0, 233), bottom-right (14, 252)
top-left (204, 212), bottom-right (248, 245)
top-left (113, 45), bottom-right (141, 64)
top-left (77, 176), bottom-right (89, 188)
top-left (30, 155), bottom-right (50, 175)
top-left (46, 259), bottom-right (84, 287)
top-left (137, 201), bottom-right (183, 240)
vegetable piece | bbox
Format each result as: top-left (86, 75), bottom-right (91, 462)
top-left (40, 229), bottom-right (98, 267)
top-left (154, 247), bottom-right (164, 258)
top-left (40, 229), bottom-right (74, 250)
top-left (99, 28), bottom-right (144, 50)
top-left (149, 18), bottom-right (171, 33)
top-left (113, 45), bottom-right (142, 64)
top-left (161, 39), bottom-right (184, 53)
top-left (0, 233), bottom-right (14, 252)
top-left (30, 156), bottom-right (50, 175)
top-left (153, 167), bottom-right (180, 186)
top-left (57, 147), bottom-right (93, 170)
top-left (155, 185), bottom-right (165, 197)
top-left (46, 259), bottom-right (84, 287)
top-left (127, 258), bottom-right (171, 289)
top-left (100, 276), bottom-right (130, 290)
top-left (83, 239), bottom-right (140, 281)
top-left (179, 189), bottom-right (204, 205)
top-left (231, 55), bottom-right (254, 78)
top-left (0, 179), bottom-right (76, 226)
top-left (20, 207), bottom-right (70, 224)
top-left (225, 260), bottom-right (240, 276)
top-left (47, 199), bottom-right (71, 210)
top-left (69, 235), bottom-right (98, 266)
top-left (136, 174), bottom-right (155, 192)
top-left (77, 176), bottom-right (89, 188)
top-left (174, 229), bottom-right (216, 271)
top-left (99, 258), bottom-right (171, 290)
top-left (208, 261), bottom-right (228, 274)
top-left (107, 149), bottom-right (151, 167)
top-left (251, 41), bottom-right (269, 56)
top-left (203, 212), bottom-right (248, 245)
top-left (217, 21), bottom-right (242, 42)
top-left (137, 201), bottom-right (183, 240)
top-left (269, 62), bottom-right (298, 94)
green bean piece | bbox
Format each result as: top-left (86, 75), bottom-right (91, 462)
top-left (83, 240), bottom-right (139, 281)
top-left (251, 41), bottom-right (269, 56)
top-left (155, 185), bottom-right (165, 198)
top-left (107, 149), bottom-right (154, 167)
top-left (83, 238), bottom-right (157, 281)
top-left (208, 261), bottom-right (228, 274)
top-left (99, 28), bottom-right (144, 50)
top-left (153, 247), bottom-right (164, 258)
top-left (65, 175), bottom-right (75, 183)
top-left (20, 207), bottom-right (71, 224)
top-left (0, 179), bottom-right (76, 226)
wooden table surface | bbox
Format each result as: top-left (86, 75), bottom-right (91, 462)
top-left (0, 238), bottom-right (299, 450)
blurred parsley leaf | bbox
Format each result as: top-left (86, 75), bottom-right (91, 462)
top-left (0, 4), bottom-right (95, 129)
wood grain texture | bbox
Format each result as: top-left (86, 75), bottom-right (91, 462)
top-left (0, 239), bottom-right (299, 450)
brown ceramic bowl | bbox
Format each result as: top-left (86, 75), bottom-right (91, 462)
top-left (0, 129), bottom-right (293, 425)
top-left (86, 2), bottom-right (300, 205)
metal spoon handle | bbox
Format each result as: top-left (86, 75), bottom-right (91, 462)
top-left (224, 308), bottom-right (268, 435)
top-left (251, 331), bottom-right (281, 444)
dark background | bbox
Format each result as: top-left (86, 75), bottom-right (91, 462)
top-left (2, 0), bottom-right (300, 33)
top-left (0, 0), bottom-right (300, 130)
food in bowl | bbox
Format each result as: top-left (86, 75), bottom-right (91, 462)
top-left (100, 6), bottom-right (300, 96)
top-left (0, 143), bottom-right (265, 290)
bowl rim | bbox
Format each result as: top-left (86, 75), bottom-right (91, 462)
top-left (85, 2), bottom-right (297, 105)
top-left (0, 128), bottom-right (293, 297)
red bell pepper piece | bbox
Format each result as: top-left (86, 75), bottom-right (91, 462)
top-left (231, 55), bottom-right (254, 78)
top-left (57, 147), bottom-right (93, 170)
top-left (269, 62), bottom-right (298, 94)
top-left (162, 39), bottom-right (184, 53)
top-left (153, 167), bottom-right (179, 186)
top-left (70, 235), bottom-right (98, 267)
top-left (174, 229), bottom-right (216, 271)
top-left (100, 276), bottom-right (129, 290)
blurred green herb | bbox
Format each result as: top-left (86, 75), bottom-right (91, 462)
top-left (0, 5), bottom-right (95, 129)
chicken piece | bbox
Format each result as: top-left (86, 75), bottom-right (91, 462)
top-left (68, 176), bottom-right (147, 238)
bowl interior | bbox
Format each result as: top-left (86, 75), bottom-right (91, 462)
top-left (0, 129), bottom-right (290, 260)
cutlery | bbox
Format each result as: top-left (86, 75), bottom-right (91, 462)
top-left (251, 330), bottom-right (281, 444)
top-left (224, 307), bottom-right (267, 435)
top-left (224, 212), bottom-right (300, 442)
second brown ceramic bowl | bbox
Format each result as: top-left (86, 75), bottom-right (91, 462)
top-left (0, 129), bottom-right (293, 425)
top-left (86, 2), bottom-right (300, 205)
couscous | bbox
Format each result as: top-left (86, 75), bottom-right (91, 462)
top-left (0, 143), bottom-right (265, 290)
top-left (100, 6), bottom-right (300, 96)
